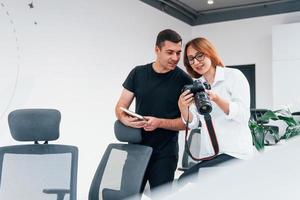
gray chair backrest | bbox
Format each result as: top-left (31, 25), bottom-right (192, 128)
top-left (89, 120), bottom-right (152, 200)
top-left (114, 120), bottom-right (142, 144)
top-left (8, 109), bottom-right (60, 142)
top-left (0, 109), bottom-right (78, 200)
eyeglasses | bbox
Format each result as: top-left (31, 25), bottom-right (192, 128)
top-left (187, 52), bottom-right (205, 65)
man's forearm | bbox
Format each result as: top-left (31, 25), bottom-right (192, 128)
top-left (115, 103), bottom-right (126, 121)
top-left (158, 117), bottom-right (186, 131)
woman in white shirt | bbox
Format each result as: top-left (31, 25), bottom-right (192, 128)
top-left (178, 37), bottom-right (253, 181)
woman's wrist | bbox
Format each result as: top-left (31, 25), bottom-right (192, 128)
top-left (214, 95), bottom-right (230, 115)
top-left (179, 107), bottom-right (188, 122)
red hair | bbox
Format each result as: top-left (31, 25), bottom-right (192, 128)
top-left (184, 37), bottom-right (224, 78)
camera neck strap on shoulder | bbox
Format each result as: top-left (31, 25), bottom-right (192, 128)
top-left (184, 109), bottom-right (219, 161)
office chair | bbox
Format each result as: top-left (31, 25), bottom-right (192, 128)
top-left (292, 112), bottom-right (300, 123)
top-left (250, 108), bottom-right (270, 124)
top-left (0, 109), bottom-right (78, 200)
top-left (88, 120), bottom-right (152, 200)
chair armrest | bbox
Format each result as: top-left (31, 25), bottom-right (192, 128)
top-left (43, 188), bottom-right (70, 200)
top-left (102, 188), bottom-right (137, 200)
top-left (177, 167), bottom-right (189, 171)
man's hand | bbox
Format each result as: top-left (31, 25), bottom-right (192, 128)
top-left (122, 115), bottom-right (147, 128)
top-left (143, 116), bottom-right (161, 131)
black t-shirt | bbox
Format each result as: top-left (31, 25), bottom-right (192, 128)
top-left (123, 63), bottom-right (193, 158)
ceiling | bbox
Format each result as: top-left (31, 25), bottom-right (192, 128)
top-left (140, 0), bottom-right (300, 25)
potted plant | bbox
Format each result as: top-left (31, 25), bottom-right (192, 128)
top-left (261, 109), bottom-right (300, 139)
top-left (249, 108), bottom-right (300, 151)
top-left (249, 117), bottom-right (279, 151)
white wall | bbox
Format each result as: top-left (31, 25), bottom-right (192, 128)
top-left (1, 0), bottom-right (300, 197)
top-left (272, 22), bottom-right (300, 111)
top-left (0, 0), bottom-right (190, 197)
top-left (191, 11), bottom-right (300, 109)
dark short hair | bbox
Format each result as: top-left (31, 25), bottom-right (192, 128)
top-left (155, 29), bottom-right (182, 49)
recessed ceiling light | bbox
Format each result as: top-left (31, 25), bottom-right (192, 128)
top-left (207, 0), bottom-right (214, 5)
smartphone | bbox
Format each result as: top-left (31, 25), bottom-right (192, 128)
top-left (120, 107), bottom-right (146, 120)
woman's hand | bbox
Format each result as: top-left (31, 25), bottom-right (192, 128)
top-left (178, 90), bottom-right (194, 122)
top-left (143, 116), bottom-right (160, 131)
top-left (205, 90), bottom-right (229, 114)
top-left (205, 90), bottom-right (219, 102)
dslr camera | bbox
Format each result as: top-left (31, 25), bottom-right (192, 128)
top-left (182, 80), bottom-right (212, 115)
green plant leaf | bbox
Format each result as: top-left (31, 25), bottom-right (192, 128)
top-left (264, 125), bottom-right (280, 145)
top-left (260, 111), bottom-right (278, 122)
top-left (250, 108), bottom-right (300, 150)
top-left (250, 124), bottom-right (265, 151)
top-left (277, 116), bottom-right (298, 126)
top-left (282, 125), bottom-right (300, 140)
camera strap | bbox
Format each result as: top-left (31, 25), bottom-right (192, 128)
top-left (184, 110), bottom-right (219, 161)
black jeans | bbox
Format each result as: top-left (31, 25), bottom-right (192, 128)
top-left (140, 155), bottom-right (178, 192)
top-left (178, 154), bottom-right (236, 183)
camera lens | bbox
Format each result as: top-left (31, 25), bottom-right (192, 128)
top-left (194, 92), bottom-right (212, 115)
top-left (199, 105), bottom-right (212, 114)
top-left (182, 80), bottom-right (212, 115)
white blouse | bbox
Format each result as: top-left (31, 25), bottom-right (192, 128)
top-left (184, 67), bottom-right (254, 159)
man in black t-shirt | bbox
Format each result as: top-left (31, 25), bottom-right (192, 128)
top-left (115, 29), bottom-right (192, 192)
